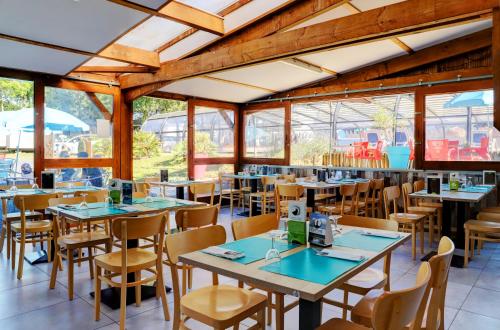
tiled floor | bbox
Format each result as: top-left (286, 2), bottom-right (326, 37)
top-left (1, 207), bottom-right (500, 329)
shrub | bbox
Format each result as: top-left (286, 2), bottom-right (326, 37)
top-left (133, 131), bottom-right (161, 159)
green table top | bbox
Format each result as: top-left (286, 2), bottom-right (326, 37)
top-left (215, 237), bottom-right (297, 265)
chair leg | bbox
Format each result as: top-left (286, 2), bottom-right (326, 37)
top-left (419, 221), bottom-right (424, 255)
top-left (157, 264), bottom-right (170, 321)
top-left (95, 265), bottom-right (102, 321)
top-left (249, 197), bottom-right (253, 217)
top-left (7, 222), bottom-right (11, 259)
top-left (464, 229), bottom-right (470, 268)
top-left (428, 215), bottom-right (434, 248)
top-left (88, 247), bottom-right (94, 279)
top-left (342, 289), bottom-right (349, 320)
top-left (256, 308), bottom-right (266, 329)
top-left (267, 292), bottom-right (273, 326)
top-left (11, 233), bottom-right (16, 270)
top-left (411, 224), bottom-right (416, 260)
top-left (182, 266), bottom-right (187, 296)
top-left (0, 222), bottom-right (5, 254)
top-left (68, 248), bottom-right (74, 300)
top-left (47, 234), bottom-right (52, 263)
top-left (120, 271), bottom-right (127, 330)
top-left (275, 293), bottom-right (284, 330)
top-left (437, 208), bottom-right (442, 242)
top-left (17, 234), bottom-right (25, 279)
top-left (49, 249), bottom-right (60, 289)
top-left (135, 271), bottom-right (141, 306)
top-left (188, 267), bottom-right (193, 290)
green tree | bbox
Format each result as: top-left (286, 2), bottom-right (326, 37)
top-left (133, 131), bottom-right (161, 159)
top-left (292, 138), bottom-right (330, 165)
top-left (0, 77), bottom-right (33, 111)
top-left (168, 132), bottom-right (216, 165)
top-left (133, 96), bottom-right (186, 127)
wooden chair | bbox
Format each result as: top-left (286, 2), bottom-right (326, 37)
top-left (232, 213), bottom-right (295, 329)
top-left (134, 181), bottom-right (151, 195)
top-left (218, 173), bottom-right (241, 215)
top-left (94, 212), bottom-right (170, 330)
top-left (351, 237), bottom-right (454, 330)
top-left (319, 262), bottom-right (431, 330)
top-left (464, 212), bottom-right (500, 267)
top-left (249, 176), bottom-right (277, 216)
top-left (402, 183), bottom-right (439, 247)
top-left (0, 185), bottom-right (44, 259)
top-left (414, 180), bottom-right (443, 243)
top-left (384, 186), bottom-right (426, 260)
top-left (274, 184), bottom-right (305, 218)
top-left (174, 205), bottom-right (219, 294)
top-left (322, 215), bottom-right (398, 320)
top-left (318, 184), bottom-right (357, 216)
top-left (164, 225), bottom-right (267, 330)
top-left (366, 179), bottom-right (384, 218)
top-left (74, 189), bottom-right (108, 202)
top-left (48, 196), bottom-right (111, 300)
top-left (189, 182), bottom-right (215, 205)
top-left (11, 193), bottom-right (59, 279)
top-left (279, 174), bottom-right (296, 183)
top-left (56, 181), bottom-right (85, 188)
top-left (345, 181), bottom-right (370, 216)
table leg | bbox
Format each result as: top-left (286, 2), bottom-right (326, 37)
top-left (299, 298), bottom-right (322, 330)
top-left (455, 202), bottom-right (469, 250)
top-left (441, 200), bottom-right (452, 239)
top-left (250, 179), bottom-right (258, 216)
top-left (176, 187), bottom-right (184, 200)
top-left (306, 189), bottom-right (316, 212)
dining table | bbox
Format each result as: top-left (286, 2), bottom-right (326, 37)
top-left (0, 186), bottom-right (104, 264)
top-left (409, 184), bottom-right (494, 267)
top-left (149, 179), bottom-right (213, 199)
top-left (47, 196), bottom-right (204, 309)
top-left (179, 222), bottom-right (409, 330)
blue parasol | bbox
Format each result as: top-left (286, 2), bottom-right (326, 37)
top-left (444, 90), bottom-right (493, 108)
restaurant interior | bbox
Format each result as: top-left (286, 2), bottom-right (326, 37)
top-left (1, 0), bottom-right (500, 329)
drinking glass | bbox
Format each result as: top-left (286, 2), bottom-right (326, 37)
top-left (9, 179), bottom-right (18, 192)
top-left (104, 190), bottom-right (113, 207)
top-left (32, 177), bottom-right (39, 190)
top-left (85, 176), bottom-right (92, 188)
top-left (265, 235), bottom-right (281, 262)
top-left (78, 193), bottom-right (89, 209)
top-left (330, 215), bottom-right (342, 234)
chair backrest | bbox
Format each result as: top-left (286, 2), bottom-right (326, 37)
top-left (401, 182), bottom-right (413, 212)
top-left (340, 184), bottom-right (357, 215)
top-left (112, 211), bottom-right (168, 242)
top-left (134, 182), bottom-right (151, 194)
top-left (56, 181), bottom-right (85, 188)
top-left (355, 181), bottom-right (371, 214)
top-left (339, 215), bottom-right (398, 231)
top-left (74, 189), bottom-right (108, 202)
top-left (372, 262), bottom-right (431, 330)
top-left (276, 184), bottom-right (304, 200)
top-left (477, 212), bottom-right (500, 222)
top-left (279, 174), bottom-right (296, 183)
top-left (132, 191), bottom-right (147, 198)
top-left (14, 193), bottom-right (60, 212)
top-left (413, 179), bottom-right (425, 192)
top-left (48, 195), bottom-right (98, 207)
top-left (232, 213), bottom-right (279, 240)
top-left (189, 182), bottom-right (215, 205)
top-left (175, 205), bottom-right (218, 231)
top-left (143, 176), bottom-right (160, 183)
top-left (383, 186), bottom-right (400, 219)
top-left (261, 175), bottom-right (277, 188)
top-left (413, 236), bottom-right (454, 330)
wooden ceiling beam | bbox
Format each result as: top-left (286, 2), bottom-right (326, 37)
top-left (99, 43), bottom-right (159, 68)
top-left (107, 0), bottom-right (224, 35)
top-left (120, 0), bottom-right (498, 94)
top-left (493, 8), bottom-right (500, 130)
top-left (85, 92), bottom-right (112, 120)
top-left (74, 66), bottom-right (152, 73)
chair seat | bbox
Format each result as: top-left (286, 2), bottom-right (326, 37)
top-left (345, 200), bottom-right (366, 208)
top-left (4, 211), bottom-right (43, 221)
top-left (319, 205), bottom-right (351, 214)
top-left (94, 248), bottom-right (156, 272)
top-left (389, 213), bottom-right (425, 224)
top-left (11, 220), bottom-right (52, 233)
top-left (465, 220), bottom-right (500, 233)
top-left (350, 289), bottom-right (384, 327)
top-left (249, 191), bottom-right (274, 198)
top-left (57, 231), bottom-right (110, 248)
top-left (181, 284), bottom-right (267, 327)
top-left (220, 189), bottom-right (239, 196)
top-left (316, 193), bottom-right (335, 200)
top-left (418, 201), bottom-right (442, 208)
top-left (480, 206), bottom-right (500, 214)
top-left (317, 317), bottom-right (370, 330)
top-left (344, 268), bottom-right (386, 292)
top-left (407, 206), bottom-right (437, 214)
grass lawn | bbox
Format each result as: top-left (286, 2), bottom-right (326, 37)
top-left (133, 153), bottom-right (187, 180)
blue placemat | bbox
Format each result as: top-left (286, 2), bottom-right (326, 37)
top-left (260, 248), bottom-right (364, 285)
top-left (216, 237), bottom-right (297, 265)
top-left (333, 230), bottom-right (400, 252)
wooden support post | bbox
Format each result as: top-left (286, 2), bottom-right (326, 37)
top-left (119, 92), bottom-right (133, 180)
top-left (494, 8), bottom-right (500, 130)
top-left (33, 79), bottom-right (44, 185)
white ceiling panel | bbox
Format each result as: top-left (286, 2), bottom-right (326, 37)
top-left (399, 20), bottom-right (492, 51)
top-left (0, 38), bottom-right (89, 75)
top-left (128, 0), bottom-right (168, 9)
top-left (224, 0), bottom-right (290, 32)
top-left (286, 5), bottom-right (352, 31)
top-left (84, 58), bottom-right (129, 67)
top-left (160, 31), bottom-right (218, 61)
top-left (350, 0), bottom-right (405, 11)
top-left (298, 39), bottom-right (406, 73)
top-left (160, 77), bottom-right (270, 103)
top-left (209, 61), bottom-right (331, 91)
top-left (117, 17), bottom-right (189, 51)
top-left (177, 0), bottom-right (235, 13)
top-left (0, 0), bottom-right (147, 53)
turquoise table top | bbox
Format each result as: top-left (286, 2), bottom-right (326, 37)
top-left (214, 237), bottom-right (297, 265)
top-left (333, 230), bottom-right (402, 252)
top-left (260, 248), bottom-right (364, 285)
top-left (0, 186), bottom-right (102, 199)
top-left (440, 185), bottom-right (493, 193)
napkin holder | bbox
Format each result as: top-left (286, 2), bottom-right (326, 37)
top-left (288, 220), bottom-right (306, 245)
top-left (121, 180), bottom-right (133, 205)
top-left (309, 213), bottom-right (333, 247)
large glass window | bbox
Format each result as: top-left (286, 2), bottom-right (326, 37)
top-left (48, 167), bottom-right (111, 187)
top-left (244, 108), bottom-right (285, 158)
top-left (44, 87), bottom-right (113, 159)
top-left (425, 89), bottom-right (499, 161)
top-left (291, 94), bottom-right (415, 168)
top-left (194, 164), bottom-right (234, 180)
top-left (0, 77), bottom-right (34, 184)
top-left (133, 96), bottom-right (188, 181)
top-left (194, 106), bottom-right (235, 158)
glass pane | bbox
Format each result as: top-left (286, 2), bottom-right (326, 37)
top-left (47, 167), bottom-right (112, 187)
top-left (425, 89), bottom-right (498, 161)
top-left (133, 97), bottom-right (188, 181)
top-left (194, 164), bottom-right (234, 180)
top-left (0, 77), bottom-right (34, 184)
top-left (194, 106), bottom-right (235, 158)
top-left (244, 108), bottom-right (285, 158)
top-left (44, 87), bottom-right (113, 159)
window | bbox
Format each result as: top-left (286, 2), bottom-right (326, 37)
top-left (244, 108), bottom-right (285, 159)
top-left (44, 87), bottom-right (113, 159)
top-left (425, 89), bottom-right (498, 162)
top-left (193, 164), bottom-right (234, 180)
top-left (291, 94), bottom-right (415, 168)
top-left (0, 77), bottom-right (34, 184)
top-left (133, 96), bottom-right (188, 181)
top-left (48, 167), bottom-right (111, 187)
top-left (194, 105), bottom-right (235, 158)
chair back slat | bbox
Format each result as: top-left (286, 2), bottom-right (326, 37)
top-left (75, 189), bottom-right (108, 202)
top-left (14, 193), bottom-right (60, 211)
top-left (339, 215), bottom-right (398, 231)
top-left (175, 205), bottom-right (218, 231)
top-left (189, 182), bottom-right (215, 205)
top-left (134, 182), bottom-right (151, 194)
top-left (48, 195), bottom-right (97, 206)
top-left (166, 225), bottom-right (226, 264)
top-left (383, 186), bottom-right (400, 219)
top-left (372, 262), bottom-right (431, 330)
top-left (56, 181), bottom-right (85, 188)
top-left (112, 212), bottom-right (167, 241)
top-left (401, 182), bottom-right (413, 212)
top-left (232, 213), bottom-right (279, 240)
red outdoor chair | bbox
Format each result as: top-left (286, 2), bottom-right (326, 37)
top-left (425, 139), bottom-right (449, 161)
